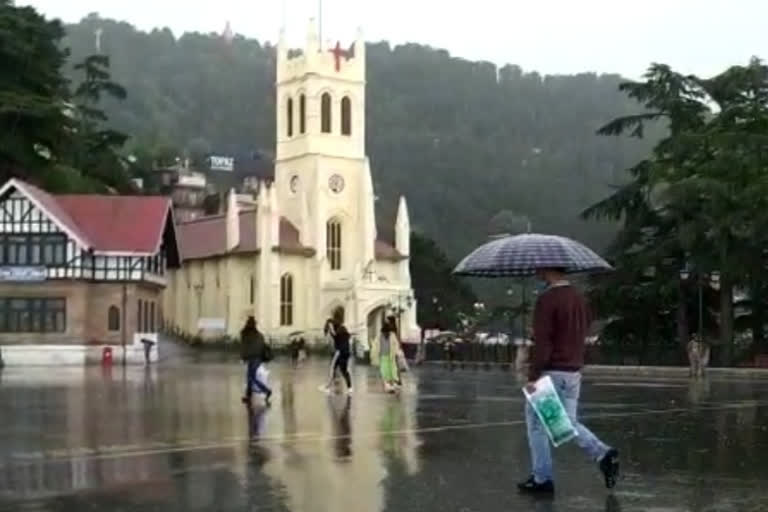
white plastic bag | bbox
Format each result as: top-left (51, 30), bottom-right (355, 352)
top-left (523, 375), bottom-right (578, 447)
top-left (253, 364), bottom-right (270, 393)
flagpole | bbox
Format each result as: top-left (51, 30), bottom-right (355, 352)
top-left (318, 0), bottom-right (323, 49)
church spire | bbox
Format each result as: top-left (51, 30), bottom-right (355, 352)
top-left (222, 21), bottom-right (234, 44)
top-left (225, 188), bottom-right (239, 251)
top-left (395, 196), bottom-right (410, 256)
top-left (306, 17), bottom-right (320, 54)
top-left (396, 196), bottom-right (411, 284)
top-left (360, 159), bottom-right (376, 265)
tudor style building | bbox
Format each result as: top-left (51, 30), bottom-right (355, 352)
top-left (0, 179), bottom-right (179, 365)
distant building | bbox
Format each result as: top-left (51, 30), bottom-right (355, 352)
top-left (0, 179), bottom-right (180, 365)
top-left (163, 22), bottom-right (417, 355)
top-left (155, 152), bottom-right (273, 221)
top-left (154, 161), bottom-right (210, 222)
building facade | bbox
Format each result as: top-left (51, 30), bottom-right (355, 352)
top-left (0, 179), bottom-right (180, 365)
top-left (163, 23), bottom-right (417, 353)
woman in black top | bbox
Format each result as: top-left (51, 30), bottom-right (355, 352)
top-left (320, 313), bottom-right (353, 394)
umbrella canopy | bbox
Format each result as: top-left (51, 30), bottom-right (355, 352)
top-left (453, 233), bottom-right (612, 278)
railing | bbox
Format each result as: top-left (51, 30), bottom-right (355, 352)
top-left (419, 342), bottom-right (524, 364)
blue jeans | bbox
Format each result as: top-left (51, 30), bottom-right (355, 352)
top-left (526, 371), bottom-right (610, 483)
top-left (245, 360), bottom-right (271, 397)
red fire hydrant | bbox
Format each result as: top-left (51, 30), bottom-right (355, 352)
top-left (102, 347), bottom-right (113, 366)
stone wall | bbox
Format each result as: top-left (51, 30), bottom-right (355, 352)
top-left (0, 280), bottom-right (163, 346)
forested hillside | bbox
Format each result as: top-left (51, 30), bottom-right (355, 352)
top-left (62, 14), bottom-right (653, 258)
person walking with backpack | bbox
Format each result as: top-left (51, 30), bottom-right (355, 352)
top-left (240, 316), bottom-right (273, 405)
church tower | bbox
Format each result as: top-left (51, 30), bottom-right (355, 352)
top-left (274, 21), bottom-right (374, 285)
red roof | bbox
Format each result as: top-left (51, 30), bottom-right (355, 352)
top-left (177, 211), bottom-right (403, 262)
top-left (176, 210), bottom-right (310, 261)
top-left (4, 179), bottom-right (173, 254)
top-left (55, 195), bottom-right (171, 253)
top-left (375, 239), bottom-right (406, 261)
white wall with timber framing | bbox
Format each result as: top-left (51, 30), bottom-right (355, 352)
top-left (0, 191), bottom-right (167, 283)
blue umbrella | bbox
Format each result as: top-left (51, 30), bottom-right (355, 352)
top-left (453, 233), bottom-right (612, 278)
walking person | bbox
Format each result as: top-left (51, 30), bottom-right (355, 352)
top-left (240, 316), bottom-right (273, 406)
top-left (378, 317), bottom-right (401, 393)
top-left (518, 267), bottom-right (619, 494)
top-left (389, 316), bottom-right (409, 386)
top-left (320, 312), bottom-right (353, 394)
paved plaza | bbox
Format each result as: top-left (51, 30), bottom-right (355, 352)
top-left (1, 356), bottom-right (768, 511)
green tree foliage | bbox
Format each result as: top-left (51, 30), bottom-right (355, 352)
top-left (587, 59), bottom-right (768, 364)
top-left (60, 15), bottom-right (654, 263)
top-left (71, 54), bottom-right (139, 191)
top-left (68, 54), bottom-right (134, 191)
top-left (410, 232), bottom-right (477, 330)
top-left (488, 209), bottom-right (531, 236)
top-left (0, 0), bottom-right (72, 182)
top-left (0, 3), bottom-right (134, 192)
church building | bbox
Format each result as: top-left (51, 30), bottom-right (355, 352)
top-left (163, 22), bottom-right (416, 353)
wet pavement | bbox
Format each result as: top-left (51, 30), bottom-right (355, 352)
top-left (1, 358), bottom-right (768, 512)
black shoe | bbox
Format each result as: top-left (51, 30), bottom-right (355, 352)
top-left (265, 391), bottom-right (272, 405)
top-left (599, 448), bottom-right (620, 489)
top-left (517, 476), bottom-right (555, 494)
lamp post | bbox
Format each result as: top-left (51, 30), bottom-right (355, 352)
top-left (429, 296), bottom-right (438, 329)
top-left (390, 291), bottom-right (414, 340)
top-left (680, 263), bottom-right (704, 344)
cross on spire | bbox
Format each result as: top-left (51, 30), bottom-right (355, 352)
top-left (329, 41), bottom-right (352, 72)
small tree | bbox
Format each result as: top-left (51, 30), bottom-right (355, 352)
top-left (69, 54), bottom-right (133, 191)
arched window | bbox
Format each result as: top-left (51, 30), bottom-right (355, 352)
top-left (108, 305), bottom-right (120, 331)
top-left (286, 97), bottom-right (294, 137)
top-left (280, 274), bottom-right (294, 326)
top-left (299, 94), bottom-right (306, 134)
top-left (326, 218), bottom-right (342, 270)
top-left (321, 93), bottom-right (332, 133)
top-left (341, 96), bottom-right (352, 136)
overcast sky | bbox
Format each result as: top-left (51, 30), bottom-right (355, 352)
top-left (20, 0), bottom-right (768, 78)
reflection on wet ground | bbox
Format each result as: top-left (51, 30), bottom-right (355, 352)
top-left (1, 359), bottom-right (768, 511)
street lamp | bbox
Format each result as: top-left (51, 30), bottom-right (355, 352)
top-left (680, 263), bottom-right (704, 344)
top-left (390, 291), bottom-right (414, 339)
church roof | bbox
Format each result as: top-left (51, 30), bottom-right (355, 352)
top-left (375, 240), bottom-right (405, 261)
top-left (176, 209), bottom-right (404, 262)
top-left (176, 210), bottom-right (310, 261)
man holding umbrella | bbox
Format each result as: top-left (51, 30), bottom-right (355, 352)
top-left (453, 234), bottom-right (620, 494)
top-left (518, 266), bottom-right (619, 494)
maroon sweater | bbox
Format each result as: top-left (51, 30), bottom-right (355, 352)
top-left (529, 284), bottom-right (591, 381)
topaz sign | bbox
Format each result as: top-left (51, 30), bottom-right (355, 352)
top-left (209, 156), bottom-right (234, 172)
